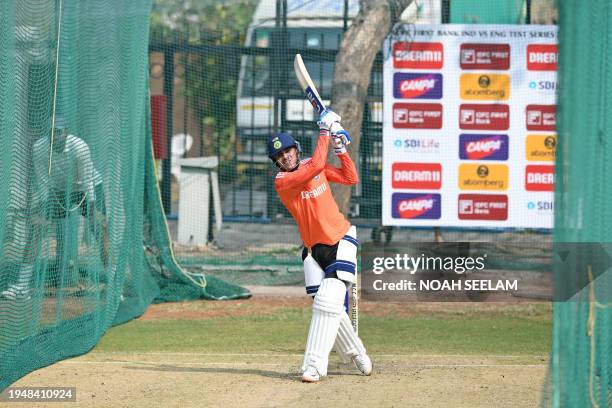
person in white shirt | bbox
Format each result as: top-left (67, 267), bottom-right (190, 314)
top-left (2, 116), bottom-right (96, 299)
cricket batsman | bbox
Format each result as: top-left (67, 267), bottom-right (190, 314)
top-left (267, 109), bottom-right (372, 382)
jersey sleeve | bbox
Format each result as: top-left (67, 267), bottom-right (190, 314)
top-left (274, 131), bottom-right (330, 192)
top-left (324, 152), bottom-right (359, 185)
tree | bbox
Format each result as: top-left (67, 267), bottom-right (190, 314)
top-left (330, 0), bottom-right (414, 215)
top-left (150, 0), bottom-right (257, 178)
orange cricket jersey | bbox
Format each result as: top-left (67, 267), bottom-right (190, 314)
top-left (274, 131), bottom-right (359, 248)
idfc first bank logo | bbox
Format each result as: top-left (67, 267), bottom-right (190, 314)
top-left (392, 193), bottom-right (441, 219)
top-left (393, 73), bottom-right (443, 99)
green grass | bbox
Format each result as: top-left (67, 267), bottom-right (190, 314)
top-left (95, 305), bottom-right (551, 355)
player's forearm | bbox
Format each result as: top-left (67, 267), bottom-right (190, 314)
top-left (310, 130), bottom-right (330, 169)
top-left (337, 152), bottom-right (359, 184)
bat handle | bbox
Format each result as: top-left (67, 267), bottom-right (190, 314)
top-left (331, 124), bottom-right (352, 145)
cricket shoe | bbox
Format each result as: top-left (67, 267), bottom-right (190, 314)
top-left (352, 353), bottom-right (372, 376)
top-left (301, 366), bottom-right (322, 383)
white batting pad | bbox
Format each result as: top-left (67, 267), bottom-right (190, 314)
top-left (303, 253), bottom-right (324, 296)
top-left (335, 225), bottom-right (358, 283)
top-left (301, 278), bottom-right (346, 376)
top-left (334, 311), bottom-right (366, 363)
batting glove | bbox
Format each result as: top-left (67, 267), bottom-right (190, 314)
top-left (330, 122), bottom-right (352, 145)
top-left (332, 135), bottom-right (347, 155)
top-left (317, 109), bottom-right (341, 131)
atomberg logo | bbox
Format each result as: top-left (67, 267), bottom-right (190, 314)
top-left (391, 193), bottom-right (441, 219)
top-left (526, 134), bottom-right (556, 161)
top-left (391, 163), bottom-right (442, 189)
top-left (460, 74), bottom-right (510, 101)
top-left (392, 103), bottom-right (443, 129)
top-left (527, 44), bottom-right (558, 71)
top-left (459, 104), bottom-right (510, 130)
top-left (525, 165), bottom-right (555, 191)
top-left (458, 194), bottom-right (508, 220)
top-left (393, 73), bottom-right (443, 99)
top-left (526, 105), bottom-right (556, 131)
top-left (459, 134), bottom-right (509, 161)
top-left (460, 44), bottom-right (510, 70)
top-left (393, 42), bottom-right (444, 69)
top-left (458, 164), bottom-right (509, 191)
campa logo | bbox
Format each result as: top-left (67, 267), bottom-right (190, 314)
top-left (393, 73), bottom-right (443, 99)
top-left (393, 42), bottom-right (444, 69)
top-left (391, 193), bottom-right (441, 219)
top-left (459, 134), bottom-right (509, 161)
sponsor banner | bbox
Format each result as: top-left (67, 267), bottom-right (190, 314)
top-left (459, 134), bottom-right (509, 161)
top-left (458, 194), bottom-right (508, 220)
top-left (460, 74), bottom-right (510, 101)
top-left (393, 42), bottom-right (444, 69)
top-left (393, 73), bottom-right (443, 99)
top-left (393, 103), bottom-right (443, 129)
top-left (460, 43), bottom-right (510, 70)
top-left (459, 104), bottom-right (510, 130)
top-left (458, 164), bottom-right (508, 191)
top-left (526, 105), bottom-right (556, 131)
top-left (527, 44), bottom-right (558, 71)
top-left (526, 134), bottom-right (556, 161)
top-left (391, 163), bottom-right (442, 189)
top-left (391, 193), bottom-right (441, 219)
top-left (383, 24), bottom-right (557, 228)
top-left (392, 138), bottom-right (441, 154)
top-left (525, 165), bottom-right (555, 191)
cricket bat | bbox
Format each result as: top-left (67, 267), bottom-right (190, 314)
top-left (294, 54), bottom-right (351, 145)
top-left (294, 53), bottom-right (326, 115)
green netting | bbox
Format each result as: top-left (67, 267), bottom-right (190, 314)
top-left (0, 0), bottom-right (248, 390)
top-left (547, 1), bottom-right (612, 406)
top-left (450, 0), bottom-right (527, 24)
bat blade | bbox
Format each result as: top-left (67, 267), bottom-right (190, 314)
top-left (294, 54), bottom-right (326, 114)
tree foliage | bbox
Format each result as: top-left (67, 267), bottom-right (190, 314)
top-left (150, 0), bottom-right (257, 173)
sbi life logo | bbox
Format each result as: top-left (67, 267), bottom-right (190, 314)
top-left (528, 201), bottom-right (554, 211)
top-left (528, 80), bottom-right (557, 91)
top-left (394, 138), bottom-right (439, 150)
